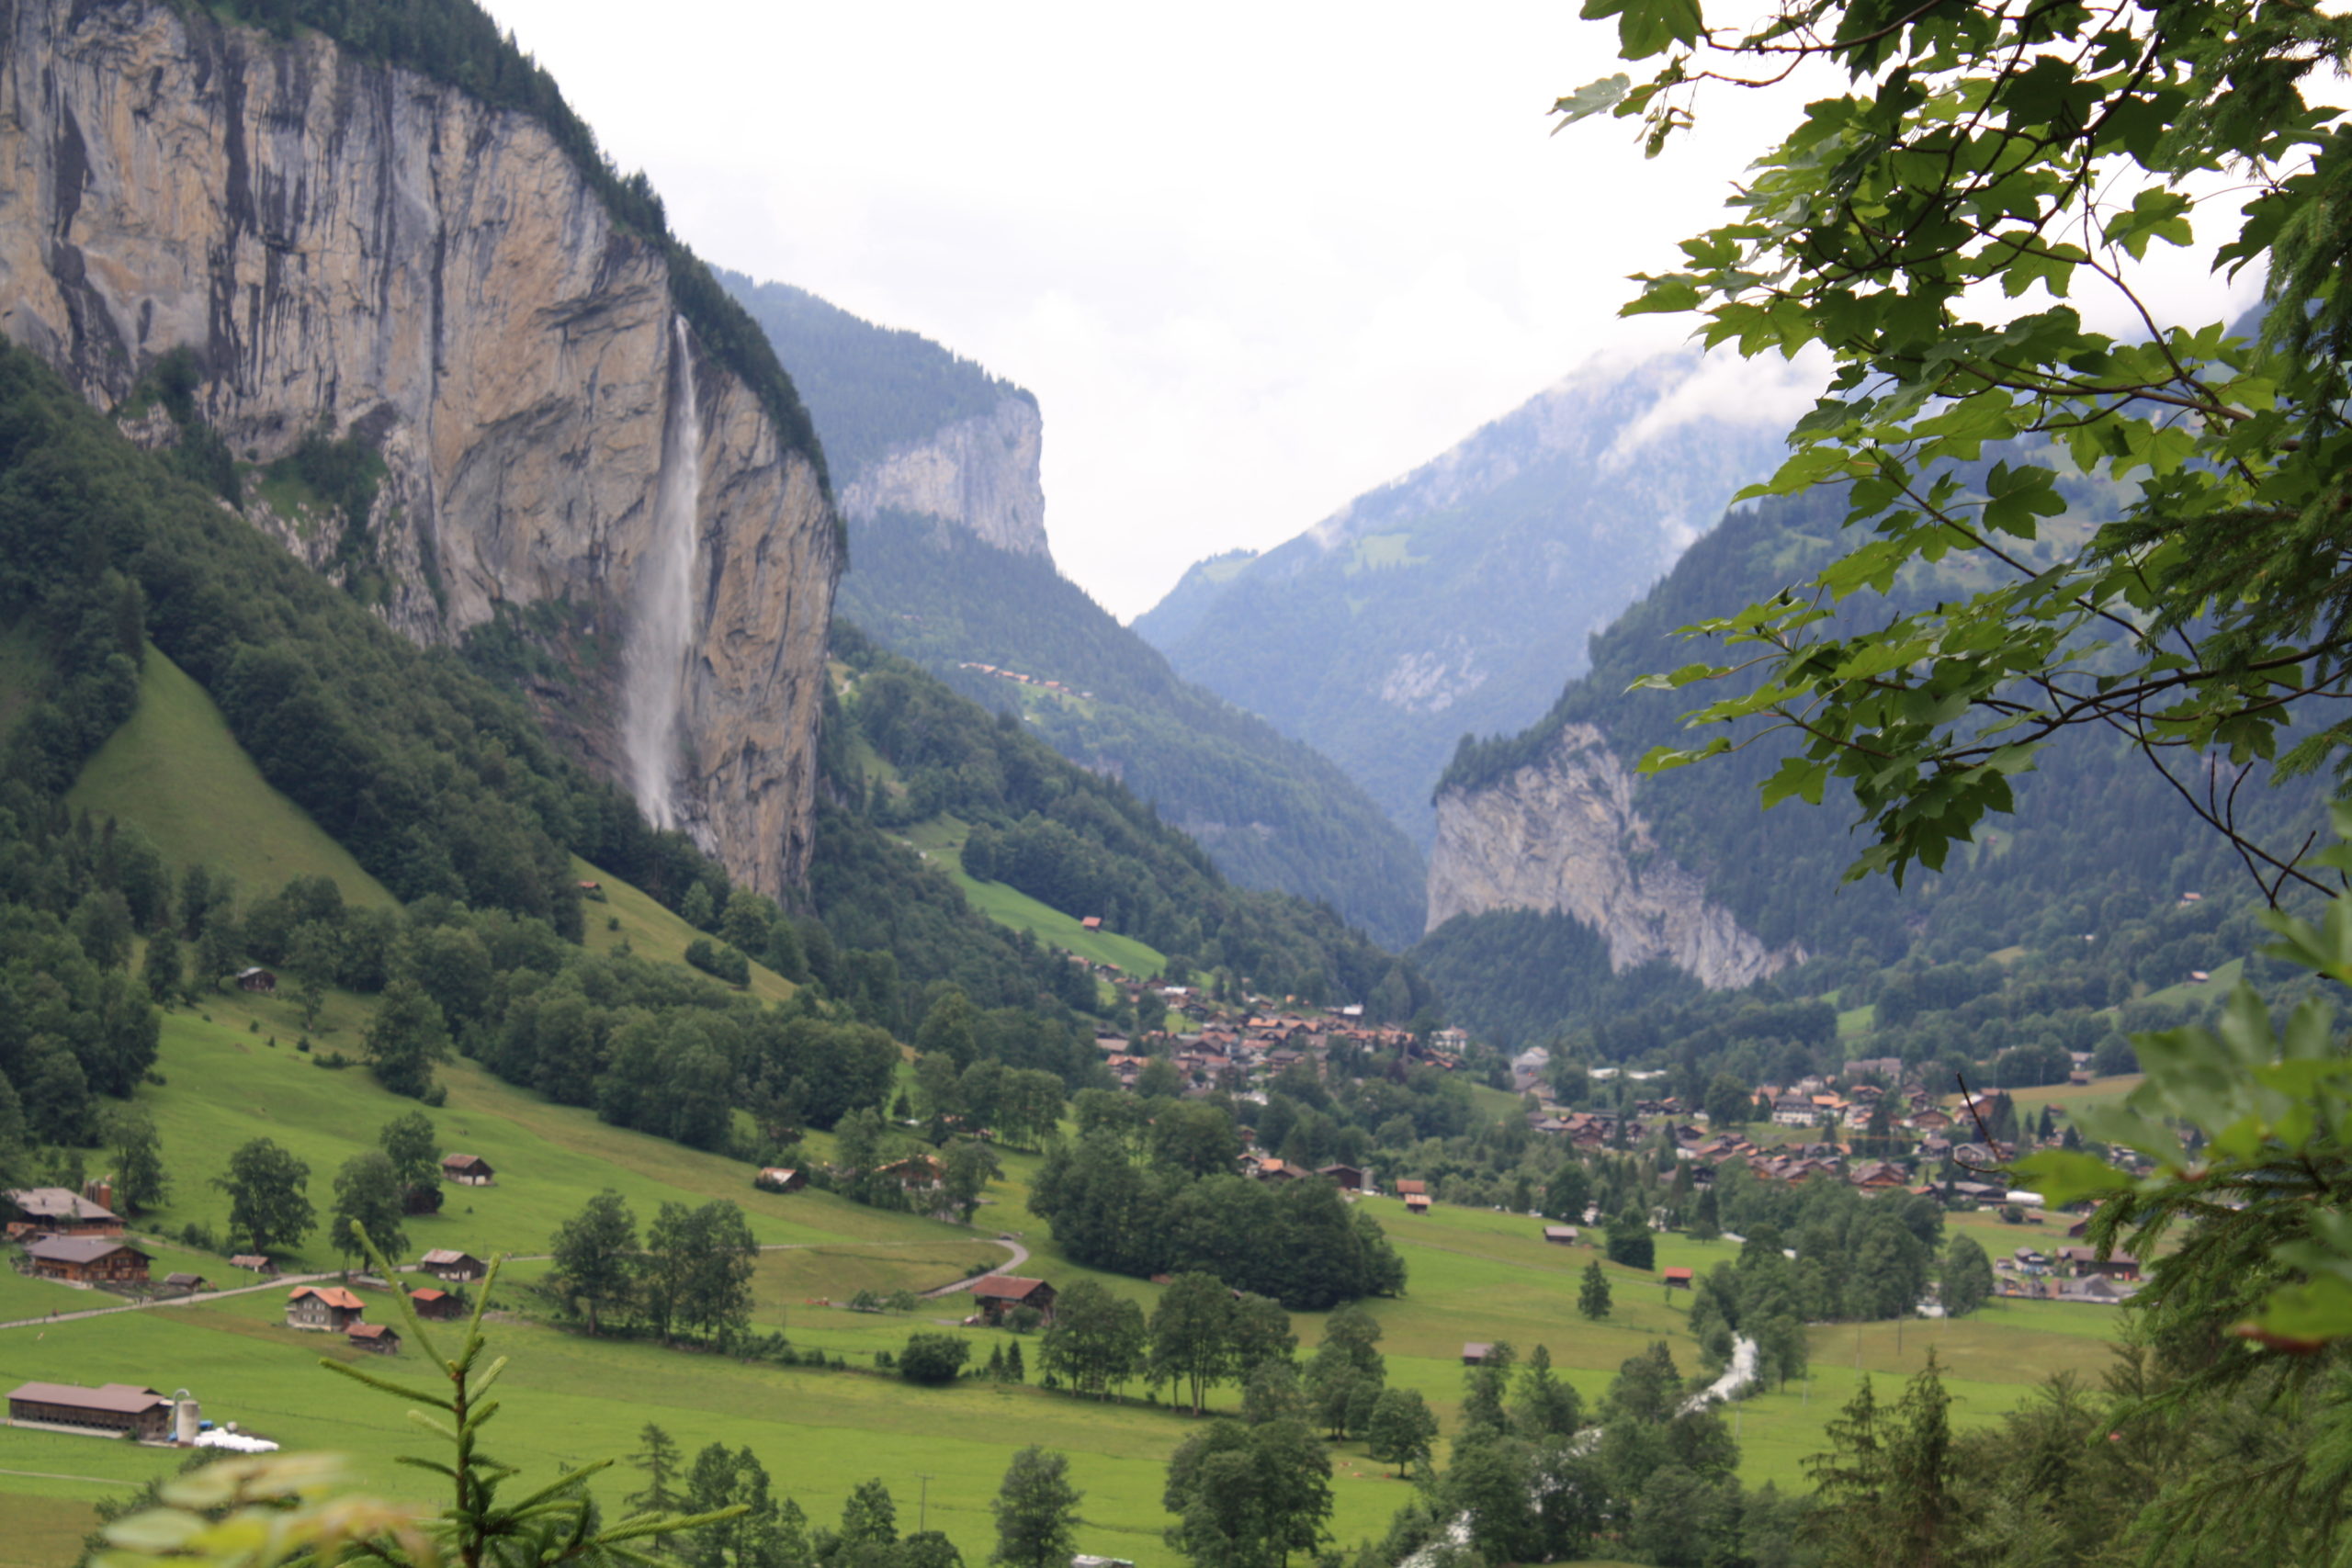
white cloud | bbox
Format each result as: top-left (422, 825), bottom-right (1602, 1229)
top-left (481, 0), bottom-right (2253, 620)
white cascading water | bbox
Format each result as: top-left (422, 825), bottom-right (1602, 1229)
top-left (621, 316), bottom-right (703, 829)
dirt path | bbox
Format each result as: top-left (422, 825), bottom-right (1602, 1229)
top-left (919, 1237), bottom-right (1030, 1298)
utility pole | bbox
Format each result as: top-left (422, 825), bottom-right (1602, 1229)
top-left (916, 1472), bottom-right (933, 1534)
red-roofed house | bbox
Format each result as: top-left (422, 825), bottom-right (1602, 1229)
top-left (287, 1285), bottom-right (366, 1331)
top-left (348, 1323), bottom-right (401, 1354)
top-left (1663, 1267), bottom-right (1695, 1290)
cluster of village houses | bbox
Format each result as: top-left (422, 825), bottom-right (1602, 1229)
top-left (1091, 987), bottom-right (1460, 1093)
top-left (1, 1156), bottom-right (501, 1443)
top-left (953, 661), bottom-right (1094, 700)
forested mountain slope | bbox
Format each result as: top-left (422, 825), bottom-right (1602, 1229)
top-left (1135, 354), bottom-right (1799, 847)
top-left (1418, 487), bottom-right (2332, 1049)
top-left (718, 272), bottom-right (1429, 948)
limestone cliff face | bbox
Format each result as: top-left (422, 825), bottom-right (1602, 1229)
top-left (840, 390), bottom-right (1049, 558)
top-left (0, 0), bottom-right (839, 897)
top-left (1426, 723), bottom-right (1799, 988)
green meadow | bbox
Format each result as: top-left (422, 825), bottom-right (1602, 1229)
top-left (6, 648), bottom-right (2136, 1565)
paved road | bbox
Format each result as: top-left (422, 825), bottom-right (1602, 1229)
top-left (0, 1233), bottom-right (1032, 1332)
top-left (919, 1237), bottom-right (1029, 1299)
top-left (0, 1270), bottom-right (345, 1332)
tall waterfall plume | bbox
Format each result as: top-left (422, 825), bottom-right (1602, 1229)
top-left (622, 316), bottom-right (704, 829)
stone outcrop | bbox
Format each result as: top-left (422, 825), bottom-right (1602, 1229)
top-left (1426, 723), bottom-right (1799, 987)
top-left (0, 0), bottom-right (838, 897)
top-left (840, 390), bottom-right (1049, 558)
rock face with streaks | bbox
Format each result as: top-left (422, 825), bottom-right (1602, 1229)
top-left (839, 390), bottom-right (1048, 558)
top-left (0, 0), bottom-right (839, 896)
top-left (1426, 723), bottom-right (1800, 987)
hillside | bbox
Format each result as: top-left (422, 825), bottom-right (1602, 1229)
top-left (834, 513), bottom-right (1430, 947)
top-left (1134, 353), bottom-right (1800, 847)
top-left (718, 269), bottom-right (1429, 947)
top-left (1415, 487), bottom-right (2334, 1053)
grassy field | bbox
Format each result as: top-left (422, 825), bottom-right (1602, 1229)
top-left (68, 646), bottom-right (399, 908)
top-left (901, 818), bottom-right (1167, 976)
top-left (571, 853), bottom-right (800, 1006)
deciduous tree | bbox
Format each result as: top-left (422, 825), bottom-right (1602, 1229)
top-left (990, 1446), bottom-right (1082, 1568)
top-left (214, 1136), bottom-right (313, 1254)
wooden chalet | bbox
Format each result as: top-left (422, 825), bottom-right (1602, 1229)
top-left (1393, 1179), bottom-right (1427, 1198)
top-left (755, 1168), bottom-right (808, 1193)
top-left (287, 1285), bottom-right (366, 1331)
top-left (441, 1154), bottom-right (495, 1187)
top-left (409, 1287), bottom-right (463, 1320)
top-left (1317, 1165), bottom-right (1364, 1190)
top-left (1405, 1193), bottom-right (1431, 1214)
top-left (231, 1254), bottom-right (277, 1277)
top-left (1663, 1267), bottom-right (1695, 1290)
top-left (26, 1235), bottom-right (151, 1285)
top-left (1462, 1342), bottom-right (1495, 1365)
top-left (6, 1381), bottom-right (172, 1440)
top-left (969, 1275), bottom-right (1057, 1325)
top-left (233, 966), bottom-right (277, 993)
top-left (2056, 1246), bottom-right (2140, 1280)
top-left (162, 1272), bottom-right (210, 1294)
top-left (348, 1323), bottom-right (401, 1354)
top-left (4, 1187), bottom-right (122, 1237)
top-left (419, 1249), bottom-right (487, 1283)
top-left (875, 1155), bottom-right (944, 1190)
top-left (1544, 1225), bottom-right (1580, 1246)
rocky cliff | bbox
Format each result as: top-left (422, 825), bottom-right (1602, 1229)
top-left (0, 0), bottom-right (839, 897)
top-left (839, 390), bottom-right (1048, 558)
top-left (1426, 723), bottom-right (1799, 987)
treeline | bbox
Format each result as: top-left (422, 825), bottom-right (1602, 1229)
top-left (185, 0), bottom-right (829, 509)
top-left (831, 511), bottom-right (1430, 949)
top-left (833, 626), bottom-right (1430, 1010)
top-left (1029, 1111), bottom-right (1405, 1310)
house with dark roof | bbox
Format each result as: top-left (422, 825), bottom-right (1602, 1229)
top-left (410, 1288), bottom-right (463, 1320)
top-left (441, 1155), bottom-right (495, 1187)
top-left (4, 1188), bottom-right (122, 1237)
top-left (26, 1235), bottom-right (151, 1285)
top-left (420, 1249), bottom-right (487, 1282)
top-left (968, 1275), bottom-right (1057, 1325)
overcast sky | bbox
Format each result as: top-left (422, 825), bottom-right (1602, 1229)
top-left (480, 0), bottom-right (2251, 621)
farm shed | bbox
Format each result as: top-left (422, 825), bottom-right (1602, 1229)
top-left (6, 1382), bottom-right (172, 1440)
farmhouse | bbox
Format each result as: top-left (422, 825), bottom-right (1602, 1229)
top-left (234, 966), bottom-right (277, 993)
top-left (287, 1285), bottom-right (366, 1331)
top-left (348, 1324), bottom-right (401, 1354)
top-left (969, 1275), bottom-right (1057, 1325)
top-left (1663, 1267), bottom-right (1695, 1290)
top-left (441, 1155), bottom-right (495, 1186)
top-left (4, 1188), bottom-right (122, 1236)
top-left (755, 1168), bottom-right (807, 1193)
top-left (420, 1249), bottom-right (487, 1283)
top-left (410, 1288), bottom-right (462, 1320)
top-left (6, 1382), bottom-right (173, 1440)
top-left (26, 1235), bottom-right (151, 1285)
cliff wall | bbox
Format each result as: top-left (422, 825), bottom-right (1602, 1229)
top-left (0, 0), bottom-right (839, 896)
top-left (1426, 723), bottom-right (1799, 987)
top-left (839, 389), bottom-right (1049, 558)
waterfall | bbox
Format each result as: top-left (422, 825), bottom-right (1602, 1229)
top-left (622, 315), bottom-right (703, 829)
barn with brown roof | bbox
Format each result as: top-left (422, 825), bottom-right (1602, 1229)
top-left (969, 1275), bottom-right (1057, 1325)
top-left (348, 1324), bottom-right (401, 1354)
top-left (6, 1382), bottom-right (172, 1440)
top-left (409, 1287), bottom-right (463, 1320)
top-left (4, 1188), bottom-right (122, 1237)
top-left (420, 1249), bottom-right (487, 1283)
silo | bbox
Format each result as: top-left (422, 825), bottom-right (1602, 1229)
top-left (174, 1389), bottom-right (200, 1446)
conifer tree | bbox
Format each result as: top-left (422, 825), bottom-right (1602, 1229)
top-left (1578, 1259), bottom-right (1612, 1321)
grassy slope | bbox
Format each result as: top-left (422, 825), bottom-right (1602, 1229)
top-left (2, 639), bottom-right (2122, 1562)
top-left (901, 817), bottom-right (1167, 976)
top-left (68, 645), bottom-right (399, 908)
